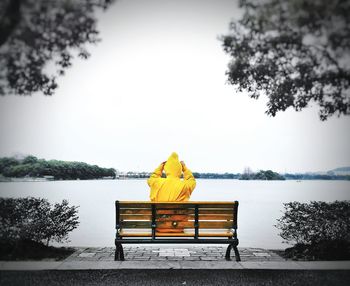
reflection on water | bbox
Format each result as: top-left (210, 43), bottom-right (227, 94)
top-left (0, 179), bottom-right (349, 249)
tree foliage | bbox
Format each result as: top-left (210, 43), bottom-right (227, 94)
top-left (240, 169), bottom-right (285, 180)
top-left (276, 201), bottom-right (350, 245)
top-left (0, 155), bottom-right (116, 179)
top-left (221, 0), bottom-right (350, 120)
top-left (0, 0), bottom-right (115, 96)
top-left (0, 197), bottom-right (79, 246)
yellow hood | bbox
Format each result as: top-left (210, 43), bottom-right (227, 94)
top-left (164, 152), bottom-right (182, 178)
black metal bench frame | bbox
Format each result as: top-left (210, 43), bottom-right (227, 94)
top-left (114, 201), bottom-right (241, 261)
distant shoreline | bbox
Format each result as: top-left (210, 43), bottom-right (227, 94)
top-left (1, 177), bottom-right (349, 183)
top-left (1, 156), bottom-right (348, 182)
top-left (0, 176), bottom-right (116, 183)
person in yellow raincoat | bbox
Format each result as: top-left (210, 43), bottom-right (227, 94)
top-left (147, 152), bottom-right (196, 232)
top-left (148, 152), bottom-right (196, 202)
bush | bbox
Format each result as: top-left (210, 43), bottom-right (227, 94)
top-left (276, 201), bottom-right (350, 260)
top-left (0, 239), bottom-right (75, 261)
top-left (283, 240), bottom-right (350, 261)
top-left (0, 197), bottom-right (79, 246)
top-left (276, 201), bottom-right (350, 244)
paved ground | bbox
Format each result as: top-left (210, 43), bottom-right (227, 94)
top-left (2, 246), bottom-right (350, 271)
top-left (64, 246), bottom-right (284, 262)
top-left (1, 246), bottom-right (350, 285)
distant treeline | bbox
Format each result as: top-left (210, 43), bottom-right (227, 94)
top-left (0, 156), bottom-right (116, 180)
top-left (193, 173), bottom-right (240, 179)
top-left (193, 170), bottom-right (284, 180)
top-left (193, 171), bottom-right (349, 180)
top-left (284, 173), bottom-right (350, 180)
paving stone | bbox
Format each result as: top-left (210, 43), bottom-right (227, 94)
top-left (78, 252), bottom-right (96, 258)
top-left (200, 257), bottom-right (218, 261)
top-left (253, 252), bottom-right (271, 257)
top-left (183, 257), bottom-right (201, 261)
top-left (134, 257), bottom-right (150, 261)
top-left (249, 248), bottom-right (264, 252)
top-left (167, 257), bottom-right (184, 260)
top-left (160, 253), bottom-right (174, 257)
top-left (99, 257), bottom-right (114, 261)
top-left (205, 253), bottom-right (221, 256)
top-left (169, 253), bottom-right (190, 256)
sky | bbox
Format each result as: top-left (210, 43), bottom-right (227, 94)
top-left (0, 0), bottom-right (349, 174)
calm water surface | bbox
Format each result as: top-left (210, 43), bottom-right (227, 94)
top-left (0, 179), bottom-right (349, 249)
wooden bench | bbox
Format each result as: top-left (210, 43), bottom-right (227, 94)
top-left (114, 201), bottom-right (240, 261)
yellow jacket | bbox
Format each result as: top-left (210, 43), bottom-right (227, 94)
top-left (148, 152), bottom-right (196, 202)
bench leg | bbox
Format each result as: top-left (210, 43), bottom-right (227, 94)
top-left (225, 244), bottom-right (233, 261)
top-left (114, 243), bottom-right (125, 261)
top-left (233, 245), bottom-right (241, 262)
top-left (225, 243), bottom-right (241, 262)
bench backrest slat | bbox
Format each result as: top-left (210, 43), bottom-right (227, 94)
top-left (120, 221), bottom-right (233, 229)
top-left (120, 209), bottom-right (234, 215)
top-left (120, 214), bottom-right (233, 220)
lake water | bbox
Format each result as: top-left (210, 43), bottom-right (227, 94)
top-left (0, 179), bottom-right (349, 249)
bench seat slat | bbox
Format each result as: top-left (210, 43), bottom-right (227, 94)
top-left (119, 231), bottom-right (234, 237)
top-left (119, 203), bottom-right (235, 208)
top-left (119, 201), bottom-right (236, 205)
